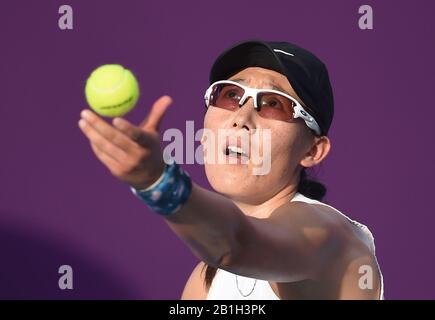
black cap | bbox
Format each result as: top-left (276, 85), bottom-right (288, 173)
top-left (209, 39), bottom-right (334, 136)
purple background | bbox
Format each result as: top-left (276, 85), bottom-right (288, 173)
top-left (0, 0), bottom-right (434, 299)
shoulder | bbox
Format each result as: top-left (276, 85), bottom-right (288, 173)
top-left (296, 200), bottom-right (377, 256)
top-left (269, 200), bottom-right (348, 247)
top-left (181, 261), bottom-right (209, 300)
top-left (272, 201), bottom-right (382, 298)
top-left (269, 200), bottom-right (373, 274)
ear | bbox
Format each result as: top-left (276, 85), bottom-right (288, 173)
top-left (299, 135), bottom-right (331, 168)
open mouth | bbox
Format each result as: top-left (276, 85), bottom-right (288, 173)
top-left (222, 138), bottom-right (250, 162)
top-left (224, 145), bottom-right (248, 158)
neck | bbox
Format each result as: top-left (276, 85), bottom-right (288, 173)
top-left (232, 183), bottom-right (299, 219)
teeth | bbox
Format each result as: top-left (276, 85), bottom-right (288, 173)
top-left (227, 145), bottom-right (246, 156)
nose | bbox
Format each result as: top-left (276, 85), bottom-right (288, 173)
top-left (229, 96), bottom-right (256, 131)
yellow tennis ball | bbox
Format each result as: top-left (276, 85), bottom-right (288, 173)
top-left (85, 64), bottom-right (140, 117)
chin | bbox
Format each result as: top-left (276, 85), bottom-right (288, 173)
top-left (205, 164), bottom-right (257, 197)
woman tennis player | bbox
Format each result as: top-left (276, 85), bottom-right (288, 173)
top-left (78, 40), bottom-right (384, 300)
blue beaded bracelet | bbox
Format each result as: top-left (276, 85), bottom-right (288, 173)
top-left (130, 160), bottom-right (192, 216)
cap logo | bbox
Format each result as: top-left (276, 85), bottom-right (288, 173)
top-left (273, 49), bottom-right (294, 57)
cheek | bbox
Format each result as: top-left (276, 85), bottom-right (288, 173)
top-left (203, 109), bottom-right (212, 129)
top-left (203, 110), bottom-right (222, 141)
top-left (263, 139), bottom-right (300, 184)
top-left (269, 125), bottom-right (292, 152)
top-left (204, 106), bottom-right (231, 128)
top-left (203, 108), bottom-right (237, 159)
top-left (270, 140), bottom-right (292, 169)
top-left (268, 127), bottom-right (303, 166)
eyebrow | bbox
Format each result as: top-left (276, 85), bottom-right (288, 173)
top-left (229, 77), bottom-right (295, 98)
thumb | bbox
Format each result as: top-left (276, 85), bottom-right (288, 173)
top-left (140, 95), bottom-right (173, 132)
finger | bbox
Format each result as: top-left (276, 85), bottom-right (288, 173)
top-left (90, 142), bottom-right (123, 174)
top-left (80, 109), bottom-right (138, 153)
top-left (78, 118), bottom-right (128, 164)
top-left (112, 117), bottom-right (155, 147)
top-left (140, 95), bottom-right (172, 132)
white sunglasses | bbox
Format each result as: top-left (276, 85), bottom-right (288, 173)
top-left (204, 80), bottom-right (321, 136)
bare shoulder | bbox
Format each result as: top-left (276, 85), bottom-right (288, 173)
top-left (181, 261), bottom-right (209, 300)
top-left (269, 200), bottom-right (347, 250)
top-left (273, 200), bottom-right (371, 248)
top-left (271, 200), bottom-right (345, 229)
top-left (271, 201), bottom-right (382, 299)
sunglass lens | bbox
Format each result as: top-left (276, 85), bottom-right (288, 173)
top-left (257, 92), bottom-right (295, 121)
top-left (211, 83), bottom-right (244, 111)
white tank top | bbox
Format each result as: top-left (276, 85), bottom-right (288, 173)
top-left (206, 192), bottom-right (385, 300)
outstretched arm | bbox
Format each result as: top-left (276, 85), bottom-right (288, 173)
top-left (78, 96), bottom-right (343, 283)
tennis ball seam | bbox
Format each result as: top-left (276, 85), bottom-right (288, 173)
top-left (85, 64), bottom-right (139, 117)
top-left (88, 67), bottom-right (129, 93)
top-left (99, 96), bottom-right (134, 110)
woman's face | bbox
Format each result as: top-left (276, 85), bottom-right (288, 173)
top-left (202, 67), bottom-right (322, 205)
